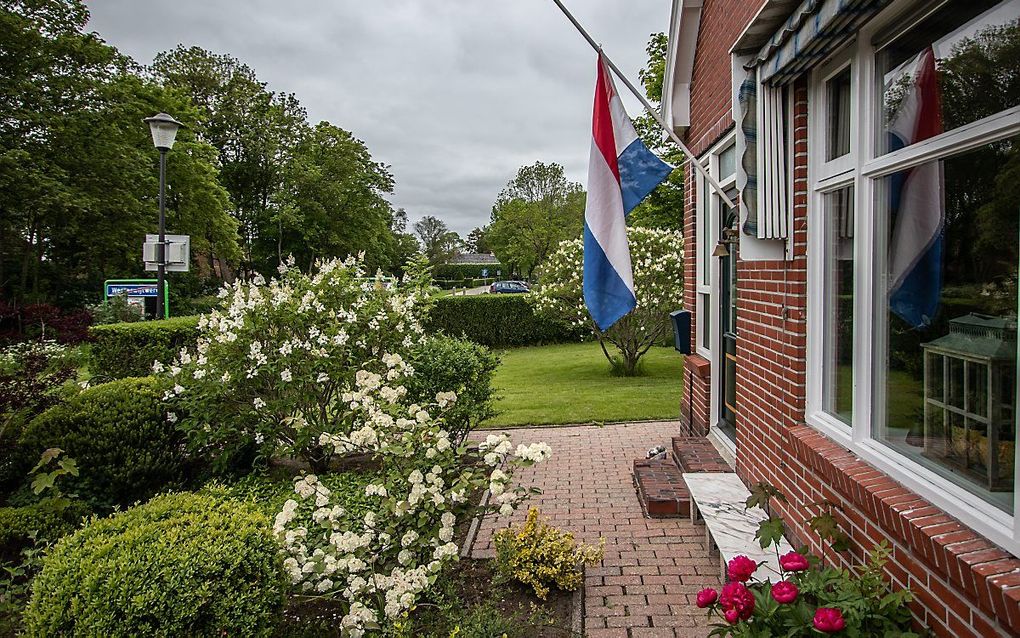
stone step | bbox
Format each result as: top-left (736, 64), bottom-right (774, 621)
top-left (672, 436), bottom-right (731, 473)
top-left (633, 457), bottom-right (690, 518)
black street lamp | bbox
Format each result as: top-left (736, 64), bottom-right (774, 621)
top-left (143, 113), bottom-right (184, 320)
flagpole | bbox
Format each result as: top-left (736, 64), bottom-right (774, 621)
top-left (549, 0), bottom-right (737, 209)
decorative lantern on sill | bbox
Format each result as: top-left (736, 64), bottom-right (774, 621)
top-left (921, 313), bottom-right (1017, 492)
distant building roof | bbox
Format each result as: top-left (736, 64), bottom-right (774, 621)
top-left (447, 253), bottom-right (500, 265)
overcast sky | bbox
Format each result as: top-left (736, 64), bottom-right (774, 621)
top-left (85, 1), bottom-right (669, 237)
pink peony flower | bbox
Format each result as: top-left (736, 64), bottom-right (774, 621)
top-left (696, 587), bottom-right (718, 608)
top-left (724, 608), bottom-right (740, 624)
top-left (719, 581), bottom-right (755, 622)
top-left (770, 580), bottom-right (798, 604)
top-left (813, 607), bottom-right (846, 633)
top-left (727, 554), bottom-right (758, 582)
top-left (779, 550), bottom-right (810, 572)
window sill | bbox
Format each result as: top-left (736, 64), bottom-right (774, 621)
top-left (787, 422), bottom-right (1020, 632)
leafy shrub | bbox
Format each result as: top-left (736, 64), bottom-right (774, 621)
top-left (163, 256), bottom-right (438, 472)
top-left (693, 483), bottom-right (917, 636)
top-left (534, 227), bottom-right (684, 375)
top-left (23, 492), bottom-right (286, 637)
top-left (88, 315), bottom-right (199, 379)
top-left (86, 294), bottom-right (144, 325)
top-left (19, 377), bottom-right (186, 508)
top-left (425, 295), bottom-right (583, 347)
top-left (0, 341), bottom-right (80, 498)
top-left (494, 507), bottom-right (604, 599)
top-left (406, 335), bottom-right (499, 443)
top-left (0, 501), bottom-right (88, 559)
top-left (0, 302), bottom-right (92, 345)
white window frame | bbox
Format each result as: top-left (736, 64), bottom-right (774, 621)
top-left (805, 0), bottom-right (1020, 554)
top-left (695, 132), bottom-right (737, 441)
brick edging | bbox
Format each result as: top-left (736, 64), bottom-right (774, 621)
top-left (785, 424), bottom-right (1020, 634)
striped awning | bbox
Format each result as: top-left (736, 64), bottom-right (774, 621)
top-left (750, 0), bottom-right (891, 85)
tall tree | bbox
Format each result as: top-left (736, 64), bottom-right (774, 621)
top-left (487, 162), bottom-right (584, 279)
top-left (465, 226), bottom-right (491, 253)
top-left (152, 46), bottom-right (307, 276)
top-left (628, 33), bottom-right (685, 232)
top-left (276, 122), bottom-right (397, 272)
top-left (413, 216), bottom-right (460, 265)
top-left (0, 1), bottom-right (237, 305)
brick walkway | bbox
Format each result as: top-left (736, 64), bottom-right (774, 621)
top-left (470, 422), bottom-right (721, 638)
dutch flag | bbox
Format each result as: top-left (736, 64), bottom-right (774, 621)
top-left (584, 55), bottom-right (672, 331)
top-left (888, 46), bottom-right (944, 329)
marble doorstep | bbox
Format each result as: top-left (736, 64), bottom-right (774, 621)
top-left (683, 472), bottom-right (793, 583)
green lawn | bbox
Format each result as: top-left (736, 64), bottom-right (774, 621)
top-left (482, 342), bottom-right (684, 427)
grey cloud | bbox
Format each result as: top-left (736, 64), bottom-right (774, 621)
top-left (86, 0), bottom-right (668, 236)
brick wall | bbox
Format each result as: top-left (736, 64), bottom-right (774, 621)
top-left (727, 78), bottom-right (1020, 638)
top-left (685, 0), bottom-right (764, 157)
top-left (679, 1), bottom-right (1020, 635)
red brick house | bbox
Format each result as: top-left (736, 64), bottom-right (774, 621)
top-left (661, 0), bottom-right (1020, 635)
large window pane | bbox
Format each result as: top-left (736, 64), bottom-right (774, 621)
top-left (876, 0), bottom-right (1020, 155)
top-left (823, 186), bottom-right (854, 424)
top-left (875, 137), bottom-right (1019, 513)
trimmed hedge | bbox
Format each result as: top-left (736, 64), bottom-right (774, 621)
top-left (19, 377), bottom-right (188, 509)
top-left (23, 492), bottom-right (286, 637)
top-left (425, 294), bottom-right (584, 347)
top-left (89, 315), bottom-right (200, 379)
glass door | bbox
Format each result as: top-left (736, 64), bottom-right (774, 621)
top-left (718, 192), bottom-right (739, 439)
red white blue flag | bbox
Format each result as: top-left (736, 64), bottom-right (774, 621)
top-left (584, 55), bottom-right (672, 330)
top-left (888, 46), bottom-right (944, 328)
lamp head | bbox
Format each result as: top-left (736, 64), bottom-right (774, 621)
top-left (143, 113), bottom-right (185, 150)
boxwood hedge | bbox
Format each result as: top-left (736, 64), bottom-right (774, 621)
top-left (425, 294), bottom-right (583, 347)
top-left (23, 492), bottom-right (286, 637)
top-left (89, 315), bottom-right (200, 379)
top-left (19, 376), bottom-right (188, 509)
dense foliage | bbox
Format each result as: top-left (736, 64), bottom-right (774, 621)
top-left (425, 294), bottom-right (584, 347)
top-left (19, 376), bottom-right (187, 509)
top-left (433, 263), bottom-right (501, 281)
top-left (0, 500), bottom-right (87, 558)
top-left (23, 492), bottom-right (286, 637)
top-left (534, 227), bottom-right (685, 375)
top-left (406, 335), bottom-right (499, 444)
top-left (163, 255), bottom-right (438, 473)
top-left (0, 341), bottom-right (79, 497)
top-left (494, 507), bottom-right (604, 600)
top-left (89, 315), bottom-right (200, 379)
top-left (487, 162), bottom-right (584, 280)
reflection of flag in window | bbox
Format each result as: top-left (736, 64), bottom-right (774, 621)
top-left (888, 46), bottom-right (944, 329)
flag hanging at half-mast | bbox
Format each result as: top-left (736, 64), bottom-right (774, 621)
top-left (583, 54), bottom-right (672, 331)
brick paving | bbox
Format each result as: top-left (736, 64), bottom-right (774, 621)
top-left (470, 422), bottom-right (721, 637)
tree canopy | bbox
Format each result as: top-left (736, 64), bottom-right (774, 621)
top-left (487, 161), bottom-right (584, 280)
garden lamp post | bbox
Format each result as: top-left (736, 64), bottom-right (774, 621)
top-left (143, 113), bottom-right (183, 320)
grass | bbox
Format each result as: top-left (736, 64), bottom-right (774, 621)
top-left (482, 342), bottom-right (684, 428)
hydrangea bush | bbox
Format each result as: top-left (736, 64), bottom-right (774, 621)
top-left (161, 254), bottom-right (552, 636)
top-left (533, 227), bottom-right (684, 375)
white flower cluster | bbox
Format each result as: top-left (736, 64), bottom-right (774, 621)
top-left (276, 412), bottom-right (548, 634)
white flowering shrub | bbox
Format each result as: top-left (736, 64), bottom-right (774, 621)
top-left (274, 413), bottom-right (551, 635)
top-left (160, 254), bottom-right (434, 472)
top-left (534, 227), bottom-right (684, 375)
top-left (160, 253), bottom-right (552, 634)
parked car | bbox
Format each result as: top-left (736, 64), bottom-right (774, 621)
top-left (489, 280), bottom-right (530, 294)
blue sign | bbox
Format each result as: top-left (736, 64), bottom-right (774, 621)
top-left (481, 268), bottom-right (489, 278)
top-left (106, 283), bottom-right (158, 298)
